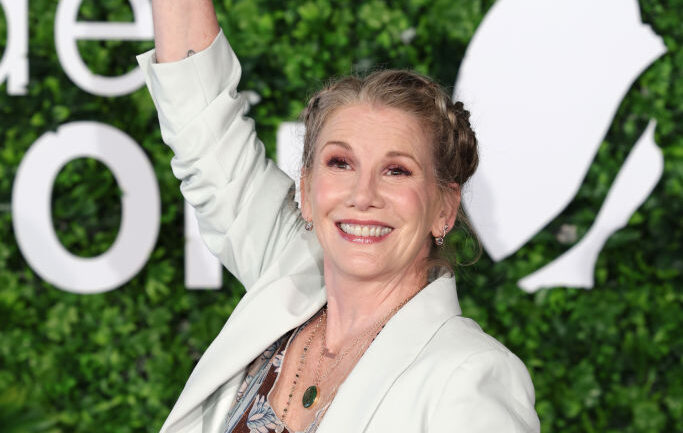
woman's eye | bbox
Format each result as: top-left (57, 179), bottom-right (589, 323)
top-left (326, 157), bottom-right (350, 169)
top-left (386, 165), bottom-right (411, 176)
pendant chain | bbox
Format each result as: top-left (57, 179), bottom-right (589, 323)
top-left (313, 295), bottom-right (412, 385)
top-left (278, 290), bottom-right (419, 430)
top-left (279, 310), bottom-right (325, 427)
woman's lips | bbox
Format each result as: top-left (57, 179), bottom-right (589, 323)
top-left (336, 221), bottom-right (393, 244)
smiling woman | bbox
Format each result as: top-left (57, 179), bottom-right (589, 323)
top-left (139, 1), bottom-right (540, 432)
top-left (299, 70), bottom-right (480, 280)
top-left (301, 103), bottom-right (452, 290)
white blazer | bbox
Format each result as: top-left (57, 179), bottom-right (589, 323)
top-left (138, 30), bottom-right (540, 433)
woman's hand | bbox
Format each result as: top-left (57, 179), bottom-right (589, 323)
top-left (151, 0), bottom-right (220, 63)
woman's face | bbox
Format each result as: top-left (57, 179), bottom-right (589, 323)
top-left (301, 103), bottom-right (459, 283)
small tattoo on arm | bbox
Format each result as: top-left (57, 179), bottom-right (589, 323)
top-left (187, 49), bottom-right (196, 57)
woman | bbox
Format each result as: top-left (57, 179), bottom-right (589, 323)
top-left (139, 1), bottom-right (540, 433)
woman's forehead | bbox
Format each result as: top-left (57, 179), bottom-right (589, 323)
top-left (317, 103), bottom-right (431, 157)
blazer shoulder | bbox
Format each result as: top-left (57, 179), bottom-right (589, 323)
top-left (413, 315), bottom-right (536, 396)
top-left (423, 315), bottom-right (517, 366)
top-left (417, 317), bottom-right (540, 432)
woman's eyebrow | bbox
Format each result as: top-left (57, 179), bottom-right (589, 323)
top-left (386, 151), bottom-right (422, 169)
top-left (321, 140), bottom-right (352, 151)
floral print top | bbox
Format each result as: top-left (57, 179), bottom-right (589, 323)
top-left (222, 317), bottom-right (331, 433)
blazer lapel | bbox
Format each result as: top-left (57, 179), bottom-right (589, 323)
top-left (163, 271), bottom-right (327, 432)
top-left (316, 276), bottom-right (462, 433)
top-left (163, 272), bottom-right (461, 433)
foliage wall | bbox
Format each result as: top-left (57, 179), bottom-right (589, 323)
top-left (0, 1), bottom-right (680, 432)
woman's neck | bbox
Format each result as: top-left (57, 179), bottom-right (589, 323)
top-left (321, 261), bottom-right (427, 352)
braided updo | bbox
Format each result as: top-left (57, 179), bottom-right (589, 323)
top-left (300, 69), bottom-right (481, 269)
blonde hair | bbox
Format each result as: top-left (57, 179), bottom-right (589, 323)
top-left (301, 69), bottom-right (481, 270)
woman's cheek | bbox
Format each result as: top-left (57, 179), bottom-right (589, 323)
top-left (311, 175), bottom-right (344, 210)
top-left (389, 186), bottom-right (427, 215)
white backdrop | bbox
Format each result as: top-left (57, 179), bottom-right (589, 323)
top-left (2, 0), bottom-right (666, 293)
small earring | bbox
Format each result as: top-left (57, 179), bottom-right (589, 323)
top-left (435, 224), bottom-right (449, 246)
top-left (304, 220), bottom-right (313, 231)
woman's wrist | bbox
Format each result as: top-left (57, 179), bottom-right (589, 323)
top-left (151, 0), bottom-right (219, 63)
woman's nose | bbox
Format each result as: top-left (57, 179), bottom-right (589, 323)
top-left (346, 171), bottom-right (383, 210)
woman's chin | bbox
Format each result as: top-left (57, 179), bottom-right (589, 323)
top-left (324, 253), bottom-right (402, 282)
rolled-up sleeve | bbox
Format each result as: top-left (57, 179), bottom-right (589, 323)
top-left (136, 30), bottom-right (309, 290)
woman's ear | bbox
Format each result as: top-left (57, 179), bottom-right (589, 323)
top-left (432, 182), bottom-right (461, 237)
top-left (300, 169), bottom-right (311, 221)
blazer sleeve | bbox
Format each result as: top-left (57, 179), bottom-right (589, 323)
top-left (429, 349), bottom-right (541, 432)
top-left (136, 30), bottom-right (310, 290)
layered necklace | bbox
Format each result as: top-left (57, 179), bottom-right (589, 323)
top-left (278, 292), bottom-right (417, 428)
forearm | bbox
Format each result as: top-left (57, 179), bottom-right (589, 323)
top-left (151, 0), bottom-right (220, 63)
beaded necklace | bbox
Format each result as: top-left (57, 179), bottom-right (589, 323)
top-left (277, 292), bottom-right (417, 430)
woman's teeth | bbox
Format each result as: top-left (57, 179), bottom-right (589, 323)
top-left (339, 223), bottom-right (392, 237)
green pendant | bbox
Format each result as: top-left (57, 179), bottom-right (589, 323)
top-left (302, 385), bottom-right (319, 408)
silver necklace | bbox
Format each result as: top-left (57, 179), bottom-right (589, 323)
top-left (301, 293), bottom-right (416, 409)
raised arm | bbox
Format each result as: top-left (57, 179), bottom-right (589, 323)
top-left (151, 0), bottom-right (220, 63)
top-left (138, 9), bottom-right (323, 290)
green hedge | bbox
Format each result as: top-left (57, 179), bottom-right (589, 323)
top-left (0, 1), bottom-right (680, 432)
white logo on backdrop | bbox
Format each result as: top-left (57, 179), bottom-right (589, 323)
top-left (55, 0), bottom-right (153, 96)
top-left (454, 0), bottom-right (665, 291)
top-left (517, 121), bottom-right (662, 290)
top-left (12, 122), bottom-right (160, 294)
top-left (0, 0), bottom-right (153, 97)
top-left (0, 0), bottom-right (28, 94)
top-left (277, 0), bottom-right (667, 292)
top-left (1, 0), bottom-right (668, 292)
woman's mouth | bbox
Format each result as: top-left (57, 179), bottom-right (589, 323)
top-left (336, 222), bottom-right (393, 243)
